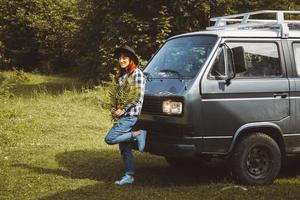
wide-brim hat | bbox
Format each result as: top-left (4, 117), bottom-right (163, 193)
top-left (114, 45), bottom-right (139, 65)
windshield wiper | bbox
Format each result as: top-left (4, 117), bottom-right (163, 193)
top-left (159, 69), bottom-right (183, 79)
top-left (143, 72), bottom-right (152, 82)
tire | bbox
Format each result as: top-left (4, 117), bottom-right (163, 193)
top-left (232, 133), bottom-right (281, 185)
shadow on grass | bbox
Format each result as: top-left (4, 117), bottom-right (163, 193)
top-left (12, 150), bottom-right (232, 186)
top-left (279, 155), bottom-right (300, 178)
top-left (12, 150), bottom-right (300, 200)
top-left (12, 149), bottom-right (232, 200)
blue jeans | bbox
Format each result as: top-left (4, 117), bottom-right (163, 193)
top-left (105, 115), bottom-right (138, 175)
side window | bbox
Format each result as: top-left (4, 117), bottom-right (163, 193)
top-left (228, 42), bottom-right (282, 78)
top-left (293, 43), bottom-right (300, 76)
top-left (210, 49), bottom-right (225, 77)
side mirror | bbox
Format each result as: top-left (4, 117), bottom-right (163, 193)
top-left (232, 46), bottom-right (246, 73)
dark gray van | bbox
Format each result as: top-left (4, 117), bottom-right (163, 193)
top-left (137, 10), bottom-right (300, 185)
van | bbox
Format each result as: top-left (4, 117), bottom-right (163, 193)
top-left (137, 10), bottom-right (300, 185)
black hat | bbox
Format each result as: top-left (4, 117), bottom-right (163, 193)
top-left (114, 45), bottom-right (139, 65)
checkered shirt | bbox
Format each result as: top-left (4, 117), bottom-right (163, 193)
top-left (118, 68), bottom-right (146, 116)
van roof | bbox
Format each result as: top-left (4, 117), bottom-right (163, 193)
top-left (170, 29), bottom-right (300, 39)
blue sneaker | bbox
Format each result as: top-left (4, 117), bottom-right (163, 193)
top-left (114, 175), bottom-right (134, 185)
top-left (136, 130), bottom-right (147, 151)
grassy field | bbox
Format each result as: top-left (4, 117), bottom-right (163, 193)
top-left (1, 72), bottom-right (300, 200)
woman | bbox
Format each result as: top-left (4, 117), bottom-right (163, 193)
top-left (104, 45), bottom-right (147, 185)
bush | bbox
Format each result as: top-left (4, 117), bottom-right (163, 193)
top-left (0, 69), bottom-right (29, 97)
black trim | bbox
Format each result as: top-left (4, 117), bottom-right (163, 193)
top-left (202, 92), bottom-right (283, 99)
top-left (290, 91), bottom-right (300, 97)
top-left (283, 133), bottom-right (300, 153)
top-left (290, 41), bottom-right (300, 77)
top-left (168, 34), bottom-right (219, 42)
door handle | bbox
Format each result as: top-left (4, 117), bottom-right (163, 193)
top-left (273, 93), bottom-right (288, 98)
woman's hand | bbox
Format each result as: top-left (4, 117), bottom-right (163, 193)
top-left (111, 108), bottom-right (125, 118)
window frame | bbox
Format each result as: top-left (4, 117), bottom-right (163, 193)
top-left (292, 42), bottom-right (300, 77)
top-left (208, 44), bottom-right (234, 80)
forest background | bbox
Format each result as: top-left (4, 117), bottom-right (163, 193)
top-left (0, 0), bottom-right (299, 82)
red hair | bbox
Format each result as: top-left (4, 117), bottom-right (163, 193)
top-left (126, 60), bottom-right (137, 74)
top-left (116, 59), bottom-right (137, 78)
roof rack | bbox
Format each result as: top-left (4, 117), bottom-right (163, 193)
top-left (206, 10), bottom-right (300, 38)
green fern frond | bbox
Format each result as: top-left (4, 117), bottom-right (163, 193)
top-left (99, 73), bottom-right (140, 122)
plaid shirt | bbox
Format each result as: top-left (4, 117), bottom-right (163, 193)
top-left (118, 68), bottom-right (146, 116)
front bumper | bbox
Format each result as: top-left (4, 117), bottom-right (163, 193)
top-left (145, 135), bottom-right (199, 157)
top-left (133, 117), bottom-right (201, 157)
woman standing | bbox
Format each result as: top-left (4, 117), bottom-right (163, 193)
top-left (104, 45), bottom-right (147, 185)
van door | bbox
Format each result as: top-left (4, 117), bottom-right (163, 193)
top-left (286, 41), bottom-right (300, 153)
top-left (200, 39), bottom-right (291, 153)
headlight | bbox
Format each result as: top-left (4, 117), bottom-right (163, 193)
top-left (162, 100), bottom-right (183, 115)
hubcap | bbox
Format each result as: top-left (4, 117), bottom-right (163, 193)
top-left (246, 147), bottom-right (271, 177)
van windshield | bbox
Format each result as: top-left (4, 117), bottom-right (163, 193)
top-left (144, 35), bottom-right (218, 79)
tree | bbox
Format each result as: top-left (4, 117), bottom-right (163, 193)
top-left (0, 0), bottom-right (299, 81)
top-left (0, 0), bottom-right (80, 72)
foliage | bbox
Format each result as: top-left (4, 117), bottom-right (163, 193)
top-left (100, 73), bottom-right (140, 122)
top-left (0, 69), bottom-right (29, 97)
top-left (152, 6), bottom-right (174, 45)
top-left (0, 0), bottom-right (80, 72)
top-left (0, 0), bottom-right (299, 81)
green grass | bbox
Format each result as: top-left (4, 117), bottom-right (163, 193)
top-left (1, 72), bottom-right (300, 200)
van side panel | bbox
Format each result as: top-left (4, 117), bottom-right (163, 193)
top-left (200, 39), bottom-right (291, 153)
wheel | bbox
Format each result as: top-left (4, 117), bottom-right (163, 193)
top-left (232, 133), bottom-right (281, 185)
top-left (165, 156), bottom-right (208, 167)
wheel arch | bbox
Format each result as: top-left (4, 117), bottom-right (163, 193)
top-left (228, 122), bottom-right (286, 161)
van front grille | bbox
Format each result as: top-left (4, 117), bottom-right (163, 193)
top-left (135, 121), bottom-right (184, 137)
top-left (141, 96), bottom-right (163, 115)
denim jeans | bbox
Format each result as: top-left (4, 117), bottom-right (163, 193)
top-left (105, 115), bottom-right (138, 175)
